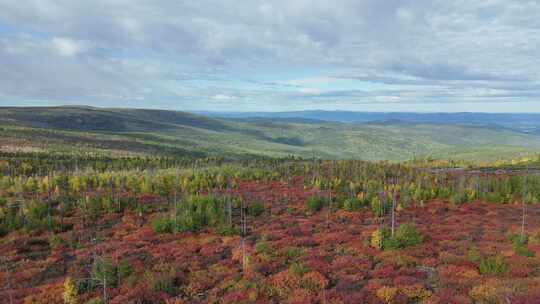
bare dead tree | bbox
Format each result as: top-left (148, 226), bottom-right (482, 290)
top-left (240, 198), bottom-right (248, 274)
top-left (391, 182), bottom-right (397, 238)
top-left (172, 174), bottom-right (179, 232)
top-left (521, 167), bottom-right (529, 242)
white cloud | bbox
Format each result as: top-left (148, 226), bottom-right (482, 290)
top-left (280, 77), bottom-right (338, 86)
top-left (374, 96), bottom-right (401, 103)
top-left (298, 87), bottom-right (324, 95)
top-left (212, 94), bottom-right (235, 101)
top-left (51, 37), bottom-right (84, 57)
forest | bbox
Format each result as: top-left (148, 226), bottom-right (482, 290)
top-left (1, 151), bottom-right (540, 303)
top-left (3, 106), bottom-right (540, 162)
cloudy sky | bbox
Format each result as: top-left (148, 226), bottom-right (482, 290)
top-left (1, 1), bottom-right (539, 112)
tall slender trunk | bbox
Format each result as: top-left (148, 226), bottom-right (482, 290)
top-left (521, 171), bottom-right (528, 242)
top-left (391, 193), bottom-right (396, 237)
top-left (173, 189), bottom-right (178, 232)
top-left (521, 200), bottom-right (526, 242)
top-left (241, 198), bottom-right (248, 274)
top-left (103, 277), bottom-right (107, 304)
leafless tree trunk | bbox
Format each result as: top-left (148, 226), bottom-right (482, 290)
top-left (326, 183), bottom-right (331, 229)
top-left (521, 169), bottom-right (528, 242)
top-left (521, 199), bottom-right (526, 242)
top-left (173, 187), bottom-right (178, 232)
top-left (391, 192), bottom-right (396, 237)
top-left (240, 198), bottom-right (248, 274)
top-left (102, 277), bottom-right (108, 304)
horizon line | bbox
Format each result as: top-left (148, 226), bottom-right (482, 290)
top-left (1, 104), bottom-right (540, 115)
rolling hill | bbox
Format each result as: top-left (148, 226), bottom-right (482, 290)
top-left (1, 106), bottom-right (540, 161)
top-left (201, 110), bottom-right (540, 133)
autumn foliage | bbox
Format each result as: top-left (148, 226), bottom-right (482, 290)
top-left (1, 156), bottom-right (540, 303)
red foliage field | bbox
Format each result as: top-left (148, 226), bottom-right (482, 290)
top-left (2, 177), bottom-right (540, 303)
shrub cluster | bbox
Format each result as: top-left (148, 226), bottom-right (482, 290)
top-left (78, 258), bottom-right (133, 293)
top-left (479, 256), bottom-right (507, 275)
top-left (370, 196), bottom-right (392, 217)
top-left (507, 233), bottom-right (533, 257)
top-left (342, 197), bottom-right (368, 211)
top-left (144, 263), bottom-right (178, 295)
top-left (371, 223), bottom-right (423, 250)
top-left (305, 196), bottom-right (329, 213)
top-left (152, 195), bottom-right (263, 234)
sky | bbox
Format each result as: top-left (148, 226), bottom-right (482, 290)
top-left (0, 1), bottom-right (539, 113)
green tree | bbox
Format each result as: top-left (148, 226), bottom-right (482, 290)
top-left (92, 258), bottom-right (117, 288)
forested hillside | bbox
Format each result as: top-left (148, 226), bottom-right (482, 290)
top-left (1, 106), bottom-right (539, 161)
top-left (203, 110), bottom-right (540, 133)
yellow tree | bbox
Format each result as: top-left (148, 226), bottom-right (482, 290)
top-left (63, 277), bottom-right (78, 304)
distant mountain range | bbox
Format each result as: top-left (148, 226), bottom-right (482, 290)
top-left (198, 110), bottom-right (540, 133)
top-left (1, 106), bottom-right (539, 161)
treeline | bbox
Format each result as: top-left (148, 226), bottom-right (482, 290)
top-left (2, 158), bottom-right (539, 207)
top-left (0, 151), bottom-right (304, 176)
top-left (0, 151), bottom-right (222, 176)
top-left (294, 160), bottom-right (540, 205)
top-left (1, 157), bottom-right (539, 238)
